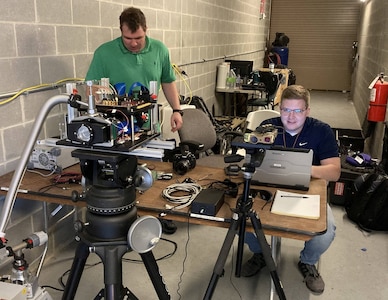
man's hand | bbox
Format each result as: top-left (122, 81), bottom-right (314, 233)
top-left (170, 112), bottom-right (183, 132)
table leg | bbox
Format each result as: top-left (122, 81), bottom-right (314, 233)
top-left (270, 236), bottom-right (282, 300)
top-left (233, 94), bottom-right (237, 116)
top-left (224, 93), bottom-right (231, 116)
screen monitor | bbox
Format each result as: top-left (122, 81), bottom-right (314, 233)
top-left (225, 60), bottom-right (253, 79)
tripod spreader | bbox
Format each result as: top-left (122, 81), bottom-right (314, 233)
top-left (234, 191), bottom-right (254, 215)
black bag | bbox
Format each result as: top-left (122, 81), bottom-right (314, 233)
top-left (345, 172), bottom-right (388, 231)
top-left (288, 69), bottom-right (296, 85)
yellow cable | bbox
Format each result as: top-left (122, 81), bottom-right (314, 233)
top-left (55, 77), bottom-right (84, 84)
top-left (0, 78), bottom-right (85, 106)
top-left (171, 63), bottom-right (192, 102)
top-left (177, 71), bottom-right (192, 102)
top-left (0, 83), bottom-right (51, 106)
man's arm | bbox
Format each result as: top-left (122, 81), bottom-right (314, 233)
top-left (161, 82), bottom-right (183, 132)
top-left (311, 156), bottom-right (341, 182)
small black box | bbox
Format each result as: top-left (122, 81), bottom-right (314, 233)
top-left (329, 167), bottom-right (364, 206)
top-left (329, 179), bottom-right (354, 206)
top-left (332, 128), bottom-right (365, 153)
top-left (191, 189), bottom-right (225, 216)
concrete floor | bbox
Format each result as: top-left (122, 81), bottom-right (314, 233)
top-left (38, 205), bottom-right (388, 299)
top-left (37, 91), bottom-right (388, 299)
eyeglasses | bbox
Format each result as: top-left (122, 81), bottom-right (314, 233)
top-left (280, 108), bottom-right (306, 115)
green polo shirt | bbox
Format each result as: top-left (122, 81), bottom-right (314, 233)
top-left (85, 36), bottom-right (176, 94)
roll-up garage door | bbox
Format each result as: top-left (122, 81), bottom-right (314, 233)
top-left (269, 0), bottom-right (361, 91)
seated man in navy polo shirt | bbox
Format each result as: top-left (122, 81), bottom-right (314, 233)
top-left (242, 85), bottom-right (340, 294)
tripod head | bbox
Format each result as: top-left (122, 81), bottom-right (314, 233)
top-left (72, 149), bottom-right (139, 188)
top-left (224, 134), bottom-right (271, 176)
top-left (71, 149), bottom-right (153, 241)
top-left (223, 136), bottom-right (275, 215)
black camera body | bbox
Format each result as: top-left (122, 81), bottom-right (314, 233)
top-left (171, 141), bottom-right (202, 175)
top-left (173, 151), bottom-right (196, 175)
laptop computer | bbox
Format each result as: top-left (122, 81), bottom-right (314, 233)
top-left (250, 147), bottom-right (313, 191)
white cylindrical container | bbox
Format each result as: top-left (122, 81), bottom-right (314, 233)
top-left (269, 63), bottom-right (275, 72)
top-left (216, 63), bottom-right (229, 89)
top-left (149, 81), bottom-right (160, 133)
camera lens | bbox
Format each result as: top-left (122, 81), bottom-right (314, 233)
top-left (174, 160), bottom-right (190, 175)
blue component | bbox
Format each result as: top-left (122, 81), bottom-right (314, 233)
top-left (117, 121), bottom-right (140, 134)
top-left (114, 82), bottom-right (126, 96)
top-left (250, 135), bottom-right (259, 144)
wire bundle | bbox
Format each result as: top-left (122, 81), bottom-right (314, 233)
top-left (162, 182), bottom-right (202, 210)
top-left (0, 78), bottom-right (84, 106)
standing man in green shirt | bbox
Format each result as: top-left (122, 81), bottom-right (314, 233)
top-left (85, 6), bottom-right (183, 132)
top-left (86, 7), bottom-right (182, 234)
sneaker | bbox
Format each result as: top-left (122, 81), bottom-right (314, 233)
top-left (241, 253), bottom-right (266, 277)
top-left (298, 261), bottom-right (325, 294)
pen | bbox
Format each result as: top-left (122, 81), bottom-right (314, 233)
top-left (280, 195), bottom-right (309, 198)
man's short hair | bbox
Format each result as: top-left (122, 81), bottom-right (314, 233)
top-left (281, 84), bottom-right (310, 108)
top-left (119, 7), bottom-right (147, 32)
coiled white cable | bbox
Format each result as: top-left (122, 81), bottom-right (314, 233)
top-left (162, 182), bottom-right (202, 210)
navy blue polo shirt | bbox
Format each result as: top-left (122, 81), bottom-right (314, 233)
top-left (261, 117), bottom-right (339, 166)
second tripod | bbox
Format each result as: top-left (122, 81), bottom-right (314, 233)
top-left (203, 163), bottom-right (286, 300)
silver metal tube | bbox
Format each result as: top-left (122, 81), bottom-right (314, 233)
top-left (0, 94), bottom-right (69, 236)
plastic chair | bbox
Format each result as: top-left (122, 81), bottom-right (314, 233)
top-left (178, 109), bottom-right (241, 168)
top-left (245, 109), bottom-right (280, 132)
top-left (177, 109), bottom-right (223, 168)
top-left (178, 108), bottom-right (217, 154)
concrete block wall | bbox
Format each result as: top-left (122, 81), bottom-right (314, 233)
top-left (352, 1), bottom-right (388, 159)
top-left (0, 0), bottom-right (269, 176)
top-left (0, 0), bottom-right (269, 275)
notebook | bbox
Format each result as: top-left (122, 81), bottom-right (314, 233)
top-left (251, 147), bottom-right (313, 191)
top-left (271, 190), bottom-right (320, 219)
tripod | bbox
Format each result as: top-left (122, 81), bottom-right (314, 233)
top-left (204, 163), bottom-right (286, 300)
top-left (62, 150), bottom-right (170, 300)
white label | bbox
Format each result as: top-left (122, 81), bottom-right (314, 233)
top-left (370, 88), bottom-right (376, 102)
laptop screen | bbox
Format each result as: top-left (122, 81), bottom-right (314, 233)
top-left (250, 147), bottom-right (313, 191)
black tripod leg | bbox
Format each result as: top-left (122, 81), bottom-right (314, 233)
top-left (62, 241), bottom-right (90, 300)
top-left (96, 244), bottom-right (128, 300)
top-left (249, 212), bottom-right (287, 300)
top-left (140, 251), bottom-right (171, 300)
top-left (235, 216), bottom-right (247, 277)
top-left (204, 215), bottom-right (240, 300)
